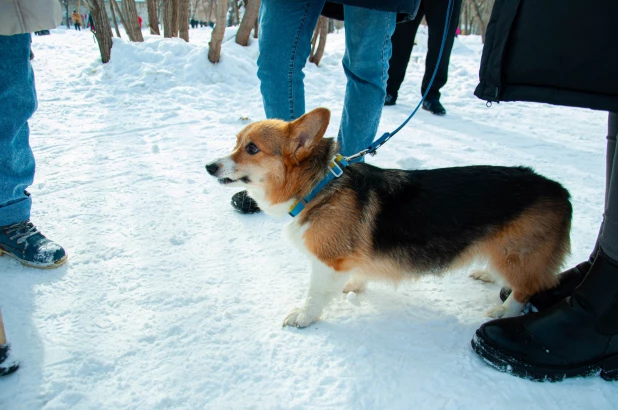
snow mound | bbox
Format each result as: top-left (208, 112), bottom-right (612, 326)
top-left (95, 30), bottom-right (259, 93)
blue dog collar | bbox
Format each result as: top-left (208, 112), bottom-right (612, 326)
top-left (288, 154), bottom-right (349, 217)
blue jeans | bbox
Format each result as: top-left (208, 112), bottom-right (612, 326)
top-left (0, 34), bottom-right (36, 226)
top-left (257, 0), bottom-right (396, 157)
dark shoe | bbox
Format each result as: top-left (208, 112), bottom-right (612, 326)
top-left (0, 344), bottom-right (19, 377)
top-left (499, 260), bottom-right (591, 310)
top-left (422, 99), bottom-right (446, 116)
top-left (231, 191), bottom-right (261, 214)
top-left (0, 220), bottom-right (67, 269)
top-left (384, 94), bottom-right (397, 106)
top-left (472, 250), bottom-right (618, 382)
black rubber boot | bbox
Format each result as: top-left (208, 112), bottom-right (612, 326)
top-left (422, 99), bottom-right (446, 115)
top-left (231, 191), bottom-right (261, 214)
top-left (472, 249), bottom-right (618, 382)
top-left (0, 344), bottom-right (19, 377)
top-left (499, 260), bottom-right (591, 310)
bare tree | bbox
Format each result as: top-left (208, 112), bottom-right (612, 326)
top-left (148, 0), bottom-right (161, 34)
top-left (109, 0), bottom-right (122, 37)
top-left (172, 0), bottom-right (180, 36)
top-left (208, 0), bottom-right (227, 63)
top-left (164, 0), bottom-right (178, 37)
top-left (83, 0), bottom-right (113, 63)
top-left (236, 0), bottom-right (260, 46)
top-left (309, 16), bottom-right (328, 66)
top-left (121, 0), bottom-right (144, 41)
top-left (178, 0), bottom-right (190, 41)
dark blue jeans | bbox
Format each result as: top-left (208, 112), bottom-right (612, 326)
top-left (257, 0), bottom-right (397, 157)
top-left (0, 34), bottom-right (36, 226)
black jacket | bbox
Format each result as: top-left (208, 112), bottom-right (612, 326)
top-left (322, 0), bottom-right (420, 23)
top-left (475, 0), bottom-right (618, 112)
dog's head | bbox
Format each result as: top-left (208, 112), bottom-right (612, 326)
top-left (206, 108), bottom-right (333, 214)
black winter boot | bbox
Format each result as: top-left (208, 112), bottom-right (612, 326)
top-left (472, 249), bottom-right (618, 382)
top-left (231, 191), bottom-right (261, 214)
top-left (422, 100), bottom-right (446, 116)
top-left (499, 260), bottom-right (591, 311)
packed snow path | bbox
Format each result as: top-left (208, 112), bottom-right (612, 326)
top-left (0, 27), bottom-right (614, 409)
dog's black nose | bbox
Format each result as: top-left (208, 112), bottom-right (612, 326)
top-left (206, 162), bottom-right (219, 176)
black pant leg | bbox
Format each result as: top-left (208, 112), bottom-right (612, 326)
top-left (421, 0), bottom-right (462, 101)
top-left (385, 5), bottom-right (424, 100)
top-left (600, 112), bottom-right (618, 259)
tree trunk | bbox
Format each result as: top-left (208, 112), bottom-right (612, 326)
top-left (178, 0), bottom-right (190, 41)
top-left (164, 0), bottom-right (178, 37)
top-left (172, 0), bottom-right (179, 36)
top-left (471, 0), bottom-right (487, 43)
top-left (233, 0), bottom-right (240, 26)
top-left (122, 0), bottom-right (144, 41)
top-left (309, 16), bottom-right (328, 66)
top-left (236, 0), bottom-right (260, 46)
top-left (84, 0), bottom-right (113, 63)
top-left (111, 0), bottom-right (129, 36)
top-left (253, 13), bottom-right (258, 38)
top-left (208, 0), bottom-right (227, 63)
top-left (148, 0), bottom-right (161, 34)
top-left (109, 0), bottom-right (121, 37)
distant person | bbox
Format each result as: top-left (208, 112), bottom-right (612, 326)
top-left (72, 10), bottom-right (82, 31)
top-left (384, 0), bottom-right (463, 116)
top-left (88, 13), bottom-right (95, 32)
top-left (138, 15), bottom-right (143, 28)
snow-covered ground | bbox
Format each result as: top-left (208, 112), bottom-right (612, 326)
top-left (0, 25), bottom-right (614, 409)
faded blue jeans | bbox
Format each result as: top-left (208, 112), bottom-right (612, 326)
top-left (257, 0), bottom-right (397, 157)
top-left (0, 34), bottom-right (36, 226)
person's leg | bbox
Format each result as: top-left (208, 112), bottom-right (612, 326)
top-left (0, 34), bottom-right (67, 269)
top-left (385, 7), bottom-right (424, 103)
top-left (472, 112), bottom-right (618, 382)
top-left (257, 0), bottom-right (325, 121)
top-left (338, 6), bottom-right (397, 157)
top-left (421, 0), bottom-right (462, 101)
top-left (0, 34), bottom-right (36, 228)
top-left (600, 112), bottom-right (618, 259)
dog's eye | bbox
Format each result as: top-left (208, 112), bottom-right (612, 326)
top-left (245, 143), bottom-right (260, 155)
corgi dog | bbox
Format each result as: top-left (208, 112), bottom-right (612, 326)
top-left (206, 108), bottom-right (572, 328)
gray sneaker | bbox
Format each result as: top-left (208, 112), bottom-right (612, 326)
top-left (0, 220), bottom-right (67, 269)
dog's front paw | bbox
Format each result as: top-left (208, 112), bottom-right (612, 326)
top-left (282, 307), bottom-right (318, 328)
top-left (486, 305), bottom-right (521, 319)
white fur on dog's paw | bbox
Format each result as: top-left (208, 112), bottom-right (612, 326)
top-left (486, 305), bottom-right (520, 319)
top-left (486, 305), bottom-right (508, 318)
top-left (470, 271), bottom-right (494, 283)
top-left (343, 278), bottom-right (367, 294)
top-left (282, 307), bottom-right (318, 328)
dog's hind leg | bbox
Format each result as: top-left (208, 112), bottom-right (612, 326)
top-left (283, 258), bottom-right (350, 328)
top-left (483, 202), bottom-right (570, 318)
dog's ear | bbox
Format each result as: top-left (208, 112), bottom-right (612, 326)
top-left (286, 108), bottom-right (331, 164)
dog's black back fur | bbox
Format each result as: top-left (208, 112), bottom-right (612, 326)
top-left (329, 164), bottom-right (571, 272)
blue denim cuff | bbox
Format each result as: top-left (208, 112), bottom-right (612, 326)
top-left (0, 196), bottom-right (31, 227)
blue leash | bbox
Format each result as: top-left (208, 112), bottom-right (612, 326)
top-left (345, 0), bottom-right (455, 162)
top-left (289, 0), bottom-right (455, 217)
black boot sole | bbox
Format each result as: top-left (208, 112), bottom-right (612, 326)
top-left (471, 330), bottom-right (618, 382)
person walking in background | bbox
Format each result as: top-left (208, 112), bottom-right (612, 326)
top-left (384, 0), bottom-right (462, 116)
top-left (230, 0), bottom-right (421, 214)
top-left (72, 10), bottom-right (82, 31)
top-left (138, 15), bottom-right (143, 29)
